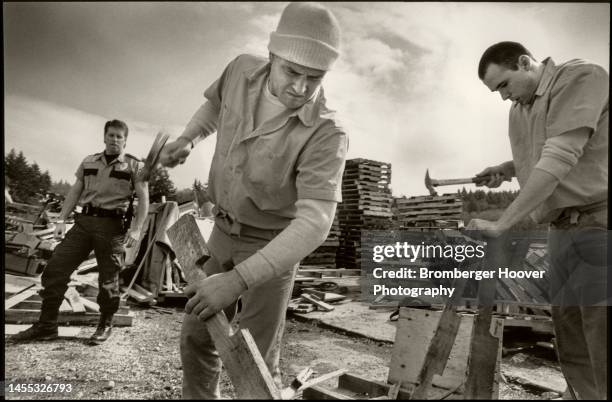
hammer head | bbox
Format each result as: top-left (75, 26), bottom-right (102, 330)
top-left (140, 131), bottom-right (170, 182)
top-left (424, 169), bottom-right (438, 196)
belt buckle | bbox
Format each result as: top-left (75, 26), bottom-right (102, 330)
top-left (569, 210), bottom-right (580, 225)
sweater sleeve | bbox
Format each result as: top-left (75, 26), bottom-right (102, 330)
top-left (234, 198), bottom-right (337, 288)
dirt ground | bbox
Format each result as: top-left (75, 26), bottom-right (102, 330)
top-left (5, 302), bottom-right (563, 400)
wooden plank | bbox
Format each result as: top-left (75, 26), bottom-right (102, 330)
top-left (338, 373), bottom-right (413, 399)
top-left (76, 258), bottom-right (98, 274)
top-left (410, 280), bottom-right (467, 399)
top-left (64, 287), bottom-right (86, 313)
top-left (301, 290), bottom-right (346, 303)
top-left (5, 289), bottom-right (38, 310)
top-left (5, 309), bottom-right (134, 326)
top-left (165, 259), bottom-right (173, 291)
top-left (120, 286), bottom-right (155, 304)
top-left (133, 284), bottom-right (155, 299)
top-left (464, 235), bottom-right (508, 399)
top-left (79, 297), bottom-right (100, 313)
top-left (299, 369), bottom-right (348, 392)
top-left (302, 385), bottom-right (353, 400)
top-left (6, 324), bottom-right (81, 337)
top-left (301, 294), bottom-right (335, 311)
top-left (5, 275), bottom-right (38, 295)
top-left (59, 299), bottom-right (72, 312)
top-left (167, 214), bottom-right (281, 399)
top-left (388, 308), bottom-right (473, 392)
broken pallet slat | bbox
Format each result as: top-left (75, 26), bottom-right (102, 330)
top-left (5, 289), bottom-right (38, 310)
top-left (5, 309), bottom-right (134, 326)
top-left (167, 213), bottom-right (281, 399)
top-left (79, 297), bottom-right (100, 313)
top-left (301, 290), bottom-right (346, 303)
top-left (301, 294), bottom-right (334, 311)
top-left (303, 385), bottom-right (354, 400)
top-left (5, 324), bottom-right (81, 337)
top-left (64, 287), bottom-right (86, 313)
top-left (5, 275), bottom-right (38, 295)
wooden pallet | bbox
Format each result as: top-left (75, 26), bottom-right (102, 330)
top-left (5, 292), bottom-right (134, 326)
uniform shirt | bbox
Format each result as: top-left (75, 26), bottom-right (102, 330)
top-left (204, 54), bottom-right (348, 230)
top-left (509, 58), bottom-right (608, 223)
top-left (75, 152), bottom-right (143, 211)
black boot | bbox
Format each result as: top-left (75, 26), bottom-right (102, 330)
top-left (11, 322), bottom-right (59, 342)
top-left (89, 314), bottom-right (113, 345)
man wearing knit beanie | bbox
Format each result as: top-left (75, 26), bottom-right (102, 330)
top-left (159, 2), bottom-right (347, 399)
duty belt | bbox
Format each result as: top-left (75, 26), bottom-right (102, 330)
top-left (81, 205), bottom-right (126, 219)
top-left (212, 205), bottom-right (282, 240)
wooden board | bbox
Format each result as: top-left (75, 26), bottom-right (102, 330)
top-left (5, 275), bottom-right (38, 295)
top-left (5, 324), bottom-right (82, 337)
top-left (5, 309), bottom-right (134, 326)
top-left (388, 308), bottom-right (479, 394)
top-left (64, 287), bottom-right (86, 313)
top-left (167, 213), bottom-right (281, 399)
top-left (5, 289), bottom-right (38, 310)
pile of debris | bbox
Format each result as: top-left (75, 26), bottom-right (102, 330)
top-left (289, 267), bottom-right (360, 314)
top-left (5, 267), bottom-right (135, 328)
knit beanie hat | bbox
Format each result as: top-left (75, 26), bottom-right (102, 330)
top-left (268, 2), bottom-right (341, 71)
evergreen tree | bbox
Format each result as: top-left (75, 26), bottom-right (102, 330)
top-left (5, 150), bottom-right (34, 202)
top-left (149, 167), bottom-right (177, 203)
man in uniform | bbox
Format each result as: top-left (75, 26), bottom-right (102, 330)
top-left (13, 119), bottom-right (149, 345)
top-left (468, 41), bottom-right (608, 399)
top-left (159, 2), bottom-right (347, 398)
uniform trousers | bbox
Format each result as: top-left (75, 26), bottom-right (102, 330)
top-left (39, 214), bottom-right (126, 323)
top-left (180, 217), bottom-right (297, 399)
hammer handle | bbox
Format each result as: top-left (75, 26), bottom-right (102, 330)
top-left (433, 177), bottom-right (477, 186)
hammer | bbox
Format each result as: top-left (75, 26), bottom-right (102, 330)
top-left (424, 169), bottom-right (493, 196)
top-left (139, 131), bottom-right (170, 182)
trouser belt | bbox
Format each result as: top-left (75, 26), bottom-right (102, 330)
top-left (212, 205), bottom-right (282, 240)
top-left (81, 205), bottom-right (126, 219)
top-left (551, 199), bottom-right (607, 228)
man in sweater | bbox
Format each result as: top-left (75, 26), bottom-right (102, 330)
top-left (160, 2), bottom-right (347, 398)
top-left (468, 41), bottom-right (608, 400)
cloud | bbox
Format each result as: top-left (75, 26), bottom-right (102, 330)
top-left (4, 95), bottom-right (215, 190)
top-left (4, 2), bottom-right (608, 198)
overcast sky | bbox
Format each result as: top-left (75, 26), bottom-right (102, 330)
top-left (4, 2), bottom-right (609, 197)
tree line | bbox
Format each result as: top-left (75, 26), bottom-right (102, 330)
top-left (458, 187), bottom-right (519, 213)
top-left (4, 149), bottom-right (183, 205)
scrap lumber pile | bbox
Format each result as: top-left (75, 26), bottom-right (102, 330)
top-left (302, 214), bottom-right (341, 268)
top-left (5, 229), bottom-right (60, 276)
top-left (123, 202), bottom-right (187, 303)
top-left (393, 194), bottom-right (463, 230)
top-left (287, 266), bottom-right (361, 313)
top-left (288, 288), bottom-right (348, 314)
top-left (5, 271), bottom-right (134, 327)
top-left (336, 158), bottom-right (394, 270)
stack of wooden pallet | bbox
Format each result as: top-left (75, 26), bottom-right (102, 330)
top-left (302, 214), bottom-right (340, 268)
top-left (393, 194), bottom-right (463, 230)
top-left (336, 158), bottom-right (393, 270)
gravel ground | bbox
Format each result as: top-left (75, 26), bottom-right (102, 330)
top-left (5, 303), bottom-right (561, 400)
